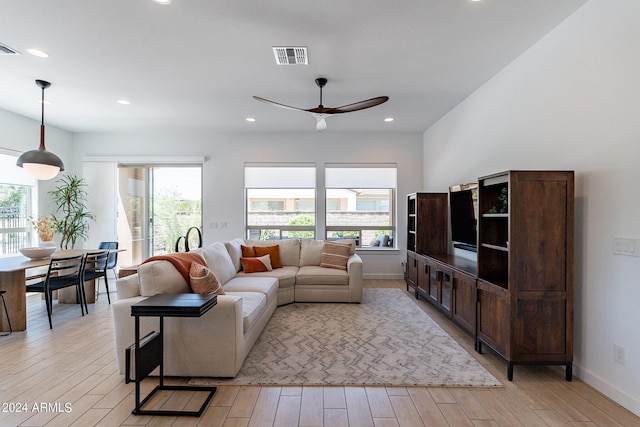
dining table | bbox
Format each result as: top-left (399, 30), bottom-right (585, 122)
top-left (0, 248), bottom-right (123, 332)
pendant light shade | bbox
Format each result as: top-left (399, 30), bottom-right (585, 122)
top-left (16, 80), bottom-right (64, 180)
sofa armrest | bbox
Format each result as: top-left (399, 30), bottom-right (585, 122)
top-left (115, 273), bottom-right (141, 300)
top-left (111, 294), bottom-right (246, 378)
top-left (347, 253), bottom-right (363, 303)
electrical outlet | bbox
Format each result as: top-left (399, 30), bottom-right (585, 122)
top-left (613, 237), bottom-right (640, 257)
top-left (613, 343), bottom-right (627, 366)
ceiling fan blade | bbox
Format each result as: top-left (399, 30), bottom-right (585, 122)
top-left (327, 96), bottom-right (389, 114)
top-left (253, 96), bottom-right (305, 112)
top-left (253, 79), bottom-right (389, 130)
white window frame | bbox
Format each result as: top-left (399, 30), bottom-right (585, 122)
top-left (325, 164), bottom-right (397, 248)
top-left (244, 163), bottom-right (317, 240)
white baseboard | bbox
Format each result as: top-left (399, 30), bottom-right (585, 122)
top-left (575, 363), bottom-right (640, 417)
top-left (363, 273), bottom-right (405, 280)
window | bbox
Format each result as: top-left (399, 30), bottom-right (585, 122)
top-left (245, 165), bottom-right (316, 240)
top-left (117, 165), bottom-right (202, 264)
top-left (0, 153), bottom-right (37, 256)
top-left (325, 165), bottom-right (396, 248)
top-left (251, 200), bottom-right (284, 211)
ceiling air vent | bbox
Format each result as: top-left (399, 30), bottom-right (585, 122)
top-left (273, 47), bottom-right (307, 65)
top-left (0, 42), bottom-right (21, 55)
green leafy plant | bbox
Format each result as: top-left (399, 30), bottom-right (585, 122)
top-left (288, 214), bottom-right (315, 239)
top-left (49, 174), bottom-right (96, 249)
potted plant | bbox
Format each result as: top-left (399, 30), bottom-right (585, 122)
top-left (49, 174), bottom-right (96, 249)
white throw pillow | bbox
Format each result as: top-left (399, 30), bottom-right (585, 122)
top-left (138, 260), bottom-right (191, 296)
top-left (191, 242), bottom-right (237, 285)
top-left (299, 239), bottom-right (324, 266)
top-left (224, 238), bottom-right (245, 272)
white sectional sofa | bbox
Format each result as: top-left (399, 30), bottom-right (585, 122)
top-left (112, 238), bottom-right (363, 378)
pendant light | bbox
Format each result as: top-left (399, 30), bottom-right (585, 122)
top-left (16, 80), bottom-right (65, 180)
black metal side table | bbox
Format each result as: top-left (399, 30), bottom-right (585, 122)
top-left (131, 293), bottom-right (217, 417)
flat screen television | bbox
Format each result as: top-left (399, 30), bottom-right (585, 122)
top-left (449, 183), bottom-right (478, 253)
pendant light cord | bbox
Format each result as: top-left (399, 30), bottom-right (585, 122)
top-left (41, 85), bottom-right (45, 126)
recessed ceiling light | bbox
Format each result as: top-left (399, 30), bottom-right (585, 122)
top-left (152, 0), bottom-right (172, 4)
top-left (117, 99), bottom-right (131, 105)
top-left (26, 48), bottom-right (48, 58)
top-left (246, 117), bottom-right (256, 122)
top-left (384, 117), bottom-right (394, 123)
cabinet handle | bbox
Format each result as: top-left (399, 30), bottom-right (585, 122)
top-left (424, 264), bottom-right (428, 274)
top-left (413, 259), bottom-right (417, 267)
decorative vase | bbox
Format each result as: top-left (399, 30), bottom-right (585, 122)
top-left (40, 240), bottom-right (56, 248)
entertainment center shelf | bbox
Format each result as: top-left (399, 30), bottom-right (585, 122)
top-left (406, 170), bottom-right (574, 381)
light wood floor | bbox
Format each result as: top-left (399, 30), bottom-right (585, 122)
top-left (0, 279), bottom-right (638, 427)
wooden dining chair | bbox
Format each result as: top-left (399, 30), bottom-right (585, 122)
top-left (26, 254), bottom-right (87, 329)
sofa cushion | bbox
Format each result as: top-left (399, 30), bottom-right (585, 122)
top-left (189, 262), bottom-right (225, 295)
top-left (299, 239), bottom-right (324, 266)
top-left (235, 265), bottom-right (298, 289)
top-left (254, 245), bottom-right (282, 269)
top-left (241, 254), bottom-right (272, 273)
top-left (138, 260), bottom-right (191, 296)
top-left (192, 242), bottom-right (237, 285)
top-left (225, 291), bottom-right (266, 333)
top-left (296, 265), bottom-right (349, 285)
top-left (320, 241), bottom-right (351, 270)
top-left (245, 239), bottom-right (300, 267)
top-left (223, 276), bottom-right (279, 302)
top-left (224, 238), bottom-right (245, 272)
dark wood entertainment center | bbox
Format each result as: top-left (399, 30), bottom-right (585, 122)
top-left (406, 170), bottom-right (574, 381)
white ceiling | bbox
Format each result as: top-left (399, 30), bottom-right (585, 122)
top-left (0, 0), bottom-right (588, 134)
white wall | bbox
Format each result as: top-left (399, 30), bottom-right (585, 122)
top-left (423, 0), bottom-right (640, 416)
top-left (0, 108), bottom-right (75, 220)
top-left (71, 131), bottom-right (423, 278)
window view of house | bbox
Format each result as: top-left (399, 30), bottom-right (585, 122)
top-left (326, 165), bottom-right (396, 248)
top-left (245, 164), bottom-right (396, 247)
top-left (245, 165), bottom-right (316, 240)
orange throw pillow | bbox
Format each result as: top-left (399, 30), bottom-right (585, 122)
top-left (241, 244), bottom-right (256, 258)
top-left (241, 254), bottom-right (273, 273)
top-left (254, 245), bottom-right (282, 269)
top-left (189, 262), bottom-right (225, 295)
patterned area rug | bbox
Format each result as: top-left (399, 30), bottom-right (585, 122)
top-left (190, 288), bottom-right (501, 387)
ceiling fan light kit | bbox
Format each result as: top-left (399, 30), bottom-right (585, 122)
top-left (253, 77), bottom-right (389, 131)
top-left (16, 79), bottom-right (65, 180)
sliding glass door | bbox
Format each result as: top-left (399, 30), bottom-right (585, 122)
top-left (117, 165), bottom-right (202, 264)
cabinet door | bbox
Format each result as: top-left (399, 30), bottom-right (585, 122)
top-left (477, 280), bottom-right (510, 357)
top-left (416, 256), bottom-right (430, 297)
top-left (453, 271), bottom-right (476, 335)
top-left (406, 251), bottom-right (417, 289)
top-left (427, 260), bottom-right (440, 304)
top-left (440, 268), bottom-right (453, 316)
